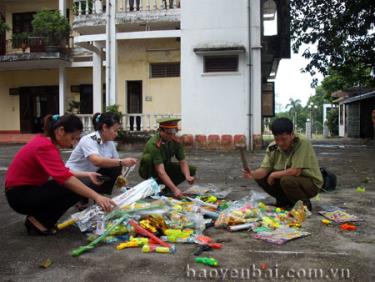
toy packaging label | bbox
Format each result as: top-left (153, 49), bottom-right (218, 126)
top-left (254, 227), bottom-right (311, 245)
top-left (318, 207), bottom-right (363, 223)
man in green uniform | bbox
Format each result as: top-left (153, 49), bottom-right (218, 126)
top-left (139, 117), bottom-right (196, 198)
top-left (243, 118), bottom-right (322, 210)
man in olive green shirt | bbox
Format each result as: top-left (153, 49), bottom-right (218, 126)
top-left (244, 118), bottom-right (322, 210)
top-left (139, 118), bottom-right (196, 198)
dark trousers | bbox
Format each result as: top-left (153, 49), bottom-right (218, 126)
top-left (81, 166), bottom-right (122, 195)
top-left (256, 175), bottom-right (318, 206)
top-left (139, 154), bottom-right (196, 187)
top-left (6, 181), bottom-right (83, 228)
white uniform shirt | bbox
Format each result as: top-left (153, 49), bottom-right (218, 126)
top-left (66, 131), bottom-right (119, 172)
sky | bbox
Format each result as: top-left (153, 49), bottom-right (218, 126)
top-left (264, 14), bottom-right (323, 112)
top-left (274, 49), bottom-right (323, 112)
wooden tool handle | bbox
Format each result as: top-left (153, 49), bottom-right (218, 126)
top-left (239, 147), bottom-right (250, 172)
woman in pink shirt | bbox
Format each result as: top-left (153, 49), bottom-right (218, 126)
top-left (5, 114), bottom-right (116, 235)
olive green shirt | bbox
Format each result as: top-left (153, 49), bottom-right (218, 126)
top-left (260, 135), bottom-right (323, 188)
top-left (142, 133), bottom-right (185, 166)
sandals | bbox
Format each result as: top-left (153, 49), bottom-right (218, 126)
top-left (24, 217), bottom-right (57, 236)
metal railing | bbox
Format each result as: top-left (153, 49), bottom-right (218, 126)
top-left (77, 113), bottom-right (181, 133)
top-left (73, 0), bottom-right (180, 16)
top-left (1, 36), bottom-right (73, 56)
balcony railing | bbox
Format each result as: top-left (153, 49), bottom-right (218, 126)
top-left (1, 36), bottom-right (74, 56)
top-left (73, 0), bottom-right (180, 16)
top-left (77, 113), bottom-right (181, 133)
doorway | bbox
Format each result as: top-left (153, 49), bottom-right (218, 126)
top-left (127, 81), bottom-right (142, 131)
top-left (0, 12), bottom-right (6, 56)
top-left (19, 86), bottom-right (59, 133)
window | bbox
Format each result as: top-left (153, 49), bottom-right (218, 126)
top-left (204, 55), bottom-right (239, 73)
top-left (12, 12), bottom-right (35, 34)
top-left (150, 63), bottom-right (180, 78)
top-left (12, 12), bottom-right (35, 48)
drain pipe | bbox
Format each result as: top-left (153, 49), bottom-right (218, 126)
top-left (247, 0), bottom-right (253, 151)
top-left (105, 0), bottom-right (111, 108)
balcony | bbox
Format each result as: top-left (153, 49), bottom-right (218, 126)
top-left (0, 36), bottom-right (72, 71)
top-left (73, 0), bottom-right (181, 34)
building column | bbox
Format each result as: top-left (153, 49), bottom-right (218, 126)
top-left (59, 0), bottom-right (67, 116)
top-left (93, 42), bottom-right (103, 113)
top-left (59, 0), bottom-right (67, 16)
top-left (250, 0), bottom-right (262, 149)
top-left (105, 0), bottom-right (118, 107)
top-left (59, 65), bottom-right (66, 115)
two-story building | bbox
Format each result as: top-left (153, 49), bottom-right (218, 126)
top-left (0, 0), bottom-right (290, 149)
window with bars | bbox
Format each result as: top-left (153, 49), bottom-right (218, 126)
top-left (12, 12), bottom-right (35, 48)
top-left (203, 55), bottom-right (239, 73)
top-left (150, 63), bottom-right (180, 78)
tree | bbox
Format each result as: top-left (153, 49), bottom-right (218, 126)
top-left (32, 10), bottom-right (70, 46)
top-left (290, 0), bottom-right (375, 85)
top-left (327, 108), bottom-right (339, 136)
top-left (0, 18), bottom-right (10, 33)
top-left (320, 67), bottom-right (375, 98)
top-left (285, 98), bottom-right (302, 129)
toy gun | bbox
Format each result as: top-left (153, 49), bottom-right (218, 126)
top-left (193, 235), bottom-right (222, 256)
top-left (128, 219), bottom-right (171, 248)
top-left (71, 213), bottom-right (129, 257)
top-left (193, 243), bottom-right (222, 256)
top-left (186, 197), bottom-right (218, 209)
top-left (164, 229), bottom-right (193, 242)
top-left (70, 205), bottom-right (162, 257)
top-left (142, 244), bottom-right (176, 254)
top-left (116, 237), bottom-right (149, 250)
top-left (195, 257), bottom-right (219, 267)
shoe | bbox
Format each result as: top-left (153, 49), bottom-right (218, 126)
top-left (25, 217), bottom-right (57, 236)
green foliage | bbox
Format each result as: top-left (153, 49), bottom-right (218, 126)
top-left (320, 66), bottom-right (375, 97)
top-left (32, 10), bottom-right (70, 46)
top-left (12, 32), bottom-right (30, 48)
top-left (285, 98), bottom-right (304, 130)
top-left (0, 18), bottom-right (10, 33)
top-left (106, 104), bottom-right (123, 119)
top-left (106, 104), bottom-right (126, 140)
top-left (290, 0), bottom-right (375, 85)
top-left (67, 100), bottom-right (80, 113)
top-left (327, 108), bottom-right (339, 136)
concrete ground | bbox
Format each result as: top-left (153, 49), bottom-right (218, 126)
top-left (0, 140), bottom-right (374, 281)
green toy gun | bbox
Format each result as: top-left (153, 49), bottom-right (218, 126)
top-left (71, 205), bottom-right (163, 257)
top-left (195, 257), bottom-right (219, 267)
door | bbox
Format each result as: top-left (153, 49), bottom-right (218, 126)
top-left (80, 84), bottom-right (93, 114)
top-left (19, 86), bottom-right (59, 133)
top-left (127, 81), bottom-right (142, 131)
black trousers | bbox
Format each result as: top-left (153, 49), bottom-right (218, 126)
top-left (6, 180), bottom-right (83, 228)
top-left (81, 166), bottom-right (122, 195)
top-left (5, 167), bottom-right (121, 228)
top-left (256, 175), bottom-right (319, 206)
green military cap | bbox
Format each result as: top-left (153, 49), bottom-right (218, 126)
top-left (157, 117), bottom-right (181, 129)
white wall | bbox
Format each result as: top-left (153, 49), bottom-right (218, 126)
top-left (339, 103), bottom-right (346, 137)
top-left (181, 0), bottom-right (250, 137)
